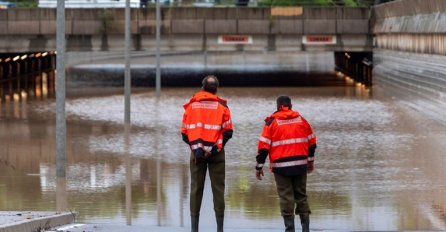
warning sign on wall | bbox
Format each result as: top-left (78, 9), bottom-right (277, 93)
top-left (303, 35), bottom-right (336, 45)
top-left (218, 35), bottom-right (253, 45)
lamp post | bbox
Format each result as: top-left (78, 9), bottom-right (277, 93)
top-left (125, 0), bottom-right (131, 124)
top-left (155, 0), bottom-right (161, 97)
top-left (56, 0), bottom-right (66, 179)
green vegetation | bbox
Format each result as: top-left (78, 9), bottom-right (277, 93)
top-left (10, 0), bottom-right (37, 8)
top-left (257, 0), bottom-right (395, 7)
top-left (4, 0), bottom-right (396, 8)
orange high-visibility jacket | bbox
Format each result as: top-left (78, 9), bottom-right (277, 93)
top-left (257, 107), bottom-right (316, 175)
top-left (181, 91), bottom-right (233, 153)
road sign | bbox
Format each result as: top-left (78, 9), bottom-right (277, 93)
top-left (303, 35), bottom-right (336, 45)
top-left (218, 35), bottom-right (253, 45)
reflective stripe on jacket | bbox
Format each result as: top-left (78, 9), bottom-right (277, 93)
top-left (181, 91), bottom-right (233, 152)
top-left (257, 107), bottom-right (316, 175)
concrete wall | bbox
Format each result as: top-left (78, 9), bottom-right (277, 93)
top-left (372, 0), bottom-right (446, 125)
top-left (0, 7), bottom-right (371, 52)
top-left (373, 0), bottom-right (446, 54)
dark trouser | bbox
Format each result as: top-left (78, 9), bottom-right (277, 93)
top-left (273, 173), bottom-right (311, 216)
top-left (190, 149), bottom-right (225, 218)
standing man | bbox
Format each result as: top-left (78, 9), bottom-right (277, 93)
top-left (181, 75), bottom-right (233, 232)
top-left (255, 96), bottom-right (316, 232)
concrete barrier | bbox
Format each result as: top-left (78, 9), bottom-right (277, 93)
top-left (0, 7), bottom-right (371, 52)
top-left (372, 0), bottom-right (446, 125)
top-left (0, 211), bottom-right (76, 232)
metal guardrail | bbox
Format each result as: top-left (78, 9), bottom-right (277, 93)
top-left (38, 0), bottom-right (141, 8)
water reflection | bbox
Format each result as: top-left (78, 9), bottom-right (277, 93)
top-left (124, 124), bottom-right (132, 225)
top-left (56, 177), bottom-right (67, 211)
top-left (0, 78), bottom-right (445, 230)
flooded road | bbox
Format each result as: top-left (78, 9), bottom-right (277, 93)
top-left (1, 72), bottom-right (446, 231)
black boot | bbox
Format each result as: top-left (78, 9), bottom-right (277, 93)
top-left (283, 215), bottom-right (295, 232)
top-left (299, 214), bottom-right (310, 232)
top-left (191, 216), bottom-right (199, 232)
top-left (216, 216), bottom-right (224, 232)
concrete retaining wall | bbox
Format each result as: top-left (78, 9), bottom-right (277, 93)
top-left (372, 0), bottom-right (446, 125)
top-left (373, 0), bottom-right (446, 54)
top-left (0, 7), bottom-right (371, 52)
top-left (373, 49), bottom-right (446, 124)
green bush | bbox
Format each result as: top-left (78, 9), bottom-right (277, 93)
top-left (259, 0), bottom-right (336, 7)
top-left (11, 0), bottom-right (38, 8)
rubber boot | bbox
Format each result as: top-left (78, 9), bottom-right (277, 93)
top-left (283, 215), bottom-right (295, 232)
top-left (216, 216), bottom-right (224, 232)
top-left (191, 216), bottom-right (199, 232)
top-left (299, 214), bottom-right (310, 232)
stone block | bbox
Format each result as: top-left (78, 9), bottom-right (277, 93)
top-left (337, 19), bottom-right (369, 34)
top-left (110, 21), bottom-right (139, 34)
top-left (39, 8), bottom-right (56, 20)
top-left (72, 21), bottom-right (102, 35)
top-left (0, 10), bottom-right (7, 20)
top-left (205, 20), bottom-right (237, 34)
top-left (0, 11), bottom-right (7, 35)
top-left (169, 7), bottom-right (198, 19)
top-left (238, 20), bottom-right (270, 34)
top-left (172, 20), bottom-right (204, 34)
top-left (8, 21), bottom-right (40, 35)
top-left (237, 8), bottom-right (270, 20)
top-left (337, 8), bottom-right (369, 20)
top-left (304, 20), bottom-right (336, 34)
top-left (7, 9), bottom-right (39, 21)
top-left (304, 7), bottom-right (337, 19)
top-left (203, 8), bottom-right (237, 20)
top-left (271, 19), bottom-right (303, 34)
top-left (138, 20), bottom-right (155, 34)
top-left (39, 21), bottom-right (57, 35)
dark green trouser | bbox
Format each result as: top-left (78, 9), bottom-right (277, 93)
top-left (274, 173), bottom-right (311, 216)
top-left (190, 149), bottom-right (225, 218)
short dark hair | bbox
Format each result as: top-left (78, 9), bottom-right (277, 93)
top-left (202, 75), bottom-right (219, 94)
top-left (276, 95), bottom-right (292, 108)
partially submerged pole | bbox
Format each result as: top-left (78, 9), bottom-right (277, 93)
top-left (155, 0), bottom-right (161, 97)
top-left (124, 0), bottom-right (132, 225)
top-left (56, 0), bottom-right (66, 179)
top-left (124, 0), bottom-right (131, 124)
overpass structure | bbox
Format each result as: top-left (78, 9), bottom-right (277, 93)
top-left (0, 1), bottom-right (445, 121)
top-left (0, 7), bottom-right (371, 53)
top-left (372, 0), bottom-right (446, 124)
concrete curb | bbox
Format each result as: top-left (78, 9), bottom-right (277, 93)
top-left (0, 212), bottom-right (76, 232)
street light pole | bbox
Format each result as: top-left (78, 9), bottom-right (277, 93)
top-left (125, 0), bottom-right (131, 124)
top-left (155, 0), bottom-right (161, 97)
top-left (56, 0), bottom-right (66, 178)
top-left (124, 0), bottom-right (132, 225)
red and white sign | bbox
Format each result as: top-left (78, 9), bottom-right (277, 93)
top-left (218, 35), bottom-right (253, 45)
top-left (303, 35), bottom-right (336, 45)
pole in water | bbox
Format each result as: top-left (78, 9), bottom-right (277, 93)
top-left (155, 0), bottom-right (161, 97)
top-left (124, 0), bottom-right (131, 124)
top-left (124, 0), bottom-right (132, 224)
top-left (56, 0), bottom-right (66, 178)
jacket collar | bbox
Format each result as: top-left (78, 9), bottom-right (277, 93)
top-left (265, 107), bottom-right (300, 122)
top-left (183, 91), bottom-right (227, 109)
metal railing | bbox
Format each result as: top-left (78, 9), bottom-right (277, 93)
top-left (38, 0), bottom-right (141, 8)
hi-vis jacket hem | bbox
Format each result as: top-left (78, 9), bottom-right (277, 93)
top-left (257, 108), bottom-right (316, 170)
top-left (181, 91), bottom-right (233, 152)
top-left (271, 159), bottom-right (308, 168)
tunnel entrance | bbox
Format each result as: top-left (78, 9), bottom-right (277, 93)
top-left (0, 52), bottom-right (56, 101)
top-left (334, 51), bottom-right (373, 86)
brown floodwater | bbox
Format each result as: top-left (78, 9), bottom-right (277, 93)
top-left (0, 71), bottom-right (445, 231)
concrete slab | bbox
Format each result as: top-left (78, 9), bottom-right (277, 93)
top-left (48, 223), bottom-right (289, 232)
top-left (0, 211), bottom-right (76, 232)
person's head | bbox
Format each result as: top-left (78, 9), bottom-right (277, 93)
top-left (276, 95), bottom-right (292, 111)
top-left (202, 75), bottom-right (219, 94)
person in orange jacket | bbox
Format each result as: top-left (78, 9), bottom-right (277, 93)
top-left (255, 96), bottom-right (316, 232)
top-left (181, 75), bottom-right (233, 232)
